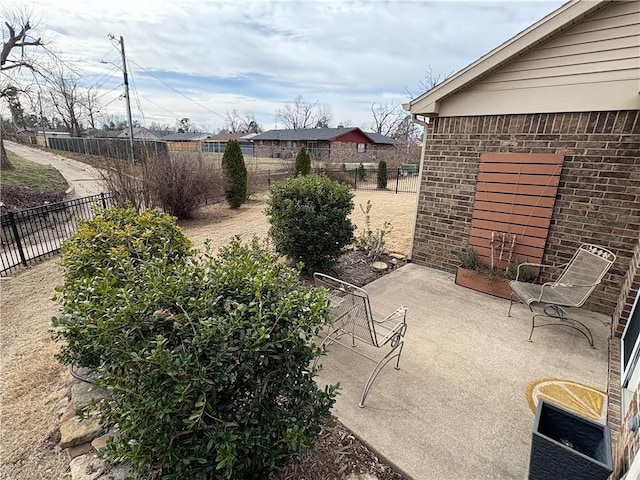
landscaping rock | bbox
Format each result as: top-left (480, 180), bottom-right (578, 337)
top-left (69, 454), bottom-right (106, 480)
top-left (56, 395), bottom-right (69, 418)
top-left (91, 431), bottom-right (116, 452)
top-left (71, 382), bottom-right (109, 411)
top-left (371, 261), bottom-right (388, 272)
top-left (96, 463), bottom-right (133, 480)
top-left (60, 416), bottom-right (103, 448)
top-left (67, 442), bottom-right (94, 459)
top-left (60, 401), bottom-right (77, 423)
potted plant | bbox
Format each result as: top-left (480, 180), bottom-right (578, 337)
top-left (455, 236), bottom-right (536, 299)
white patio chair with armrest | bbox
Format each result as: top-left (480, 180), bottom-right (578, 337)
top-left (312, 272), bottom-right (408, 407)
top-left (507, 243), bottom-right (616, 347)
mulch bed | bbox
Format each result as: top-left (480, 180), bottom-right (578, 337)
top-left (275, 416), bottom-right (404, 480)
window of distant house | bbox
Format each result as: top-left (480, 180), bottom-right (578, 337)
top-left (357, 143), bottom-right (366, 153)
top-left (307, 141), bottom-right (317, 157)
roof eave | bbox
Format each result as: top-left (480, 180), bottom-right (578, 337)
top-left (407, 0), bottom-right (611, 115)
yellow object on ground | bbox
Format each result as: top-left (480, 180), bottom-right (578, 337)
top-left (527, 378), bottom-right (607, 423)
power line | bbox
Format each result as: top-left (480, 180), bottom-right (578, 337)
top-left (128, 57), bottom-right (225, 121)
top-left (90, 64), bottom-right (120, 91)
top-left (135, 90), bottom-right (182, 119)
top-left (95, 83), bottom-right (123, 100)
top-left (127, 61), bottom-right (146, 126)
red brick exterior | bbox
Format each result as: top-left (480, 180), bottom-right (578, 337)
top-left (253, 140), bottom-right (398, 165)
top-left (609, 232), bottom-right (640, 479)
top-left (412, 110), bottom-right (640, 315)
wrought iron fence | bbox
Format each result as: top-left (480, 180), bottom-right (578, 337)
top-left (1, 193), bottom-right (114, 276)
top-left (323, 167), bottom-right (419, 193)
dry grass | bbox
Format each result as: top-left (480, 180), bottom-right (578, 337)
top-left (0, 189), bottom-right (416, 480)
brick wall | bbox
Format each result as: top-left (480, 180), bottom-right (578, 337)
top-left (611, 376), bottom-right (640, 479)
top-left (609, 232), bottom-right (640, 478)
top-left (412, 110), bottom-right (640, 315)
top-left (253, 141), bottom-right (398, 165)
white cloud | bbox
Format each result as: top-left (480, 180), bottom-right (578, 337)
top-left (7, 0), bottom-right (565, 131)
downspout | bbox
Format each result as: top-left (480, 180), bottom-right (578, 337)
top-left (407, 113), bottom-right (433, 261)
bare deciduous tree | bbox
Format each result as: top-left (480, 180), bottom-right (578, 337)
top-left (276, 95), bottom-right (330, 130)
top-left (224, 109), bottom-right (263, 134)
top-left (420, 65), bottom-right (454, 92)
top-left (370, 102), bottom-right (404, 137)
top-left (48, 67), bottom-right (84, 136)
top-left (1, 8), bottom-right (46, 169)
top-left (314, 103), bottom-right (332, 129)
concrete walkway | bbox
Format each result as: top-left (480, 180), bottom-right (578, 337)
top-left (315, 263), bottom-right (609, 479)
top-left (4, 141), bottom-right (105, 198)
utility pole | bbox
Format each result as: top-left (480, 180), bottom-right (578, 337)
top-left (114, 34), bottom-right (135, 163)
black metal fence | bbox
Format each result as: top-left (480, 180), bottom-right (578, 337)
top-left (248, 167), bottom-right (419, 194)
top-left (323, 167), bottom-right (419, 193)
top-left (1, 193), bottom-right (115, 276)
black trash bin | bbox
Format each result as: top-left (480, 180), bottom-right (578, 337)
top-left (529, 400), bottom-right (613, 480)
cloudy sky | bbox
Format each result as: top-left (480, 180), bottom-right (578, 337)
top-left (8, 0), bottom-right (566, 132)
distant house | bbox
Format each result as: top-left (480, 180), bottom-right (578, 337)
top-left (251, 128), bottom-right (398, 163)
top-left (118, 127), bottom-right (161, 140)
top-left (202, 131), bottom-right (255, 156)
top-left (160, 132), bottom-right (213, 152)
top-left (405, 0), bottom-right (639, 477)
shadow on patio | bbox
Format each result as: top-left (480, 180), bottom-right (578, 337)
top-left (314, 263), bottom-right (610, 480)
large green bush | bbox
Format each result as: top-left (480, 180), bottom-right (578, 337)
top-left (53, 207), bottom-right (193, 368)
top-left (377, 159), bottom-right (388, 189)
top-left (54, 236), bottom-right (337, 479)
top-left (266, 174), bottom-right (354, 272)
top-left (294, 146), bottom-right (311, 176)
top-left (221, 140), bottom-right (247, 208)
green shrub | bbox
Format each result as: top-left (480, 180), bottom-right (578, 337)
top-left (357, 163), bottom-right (366, 181)
top-left (54, 236), bottom-right (337, 479)
top-left (221, 140), bottom-right (247, 208)
top-left (294, 146), bottom-right (311, 176)
top-left (507, 261), bottom-right (536, 282)
top-left (457, 246), bottom-right (478, 270)
top-left (266, 174), bottom-right (355, 272)
top-left (377, 160), bottom-right (387, 189)
top-left (53, 206), bottom-right (193, 368)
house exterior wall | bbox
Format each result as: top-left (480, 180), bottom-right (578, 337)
top-left (412, 110), bottom-right (640, 315)
top-left (439, 1), bottom-right (640, 117)
top-left (609, 232), bottom-right (640, 478)
top-left (253, 141), bottom-right (396, 164)
top-left (334, 130), bottom-right (373, 144)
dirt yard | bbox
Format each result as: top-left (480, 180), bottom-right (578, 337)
top-left (0, 190), bottom-right (415, 480)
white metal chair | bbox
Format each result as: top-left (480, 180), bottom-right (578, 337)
top-left (507, 243), bottom-right (616, 347)
top-left (312, 272), bottom-right (408, 407)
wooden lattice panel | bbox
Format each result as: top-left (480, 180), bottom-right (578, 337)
top-left (469, 153), bottom-right (564, 269)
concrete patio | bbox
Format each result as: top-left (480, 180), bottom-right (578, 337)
top-left (315, 263), bottom-right (610, 480)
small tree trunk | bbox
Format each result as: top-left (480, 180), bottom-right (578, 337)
top-left (0, 138), bottom-right (13, 170)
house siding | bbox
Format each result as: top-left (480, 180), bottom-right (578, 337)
top-left (439, 1), bottom-right (640, 116)
top-left (412, 110), bottom-right (640, 315)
